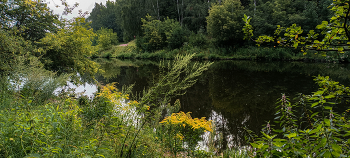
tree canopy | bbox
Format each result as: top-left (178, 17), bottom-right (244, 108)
top-left (243, 0), bottom-right (350, 58)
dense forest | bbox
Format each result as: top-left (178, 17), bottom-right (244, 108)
top-left (87, 0), bottom-right (332, 48)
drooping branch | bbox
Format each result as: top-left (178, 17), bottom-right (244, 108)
top-left (343, 4), bottom-right (350, 40)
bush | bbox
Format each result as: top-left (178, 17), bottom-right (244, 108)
top-left (235, 46), bottom-right (294, 60)
top-left (188, 32), bottom-right (207, 48)
top-left (206, 0), bottom-right (244, 46)
top-left (96, 28), bottom-right (118, 50)
top-left (248, 76), bottom-right (350, 157)
top-left (39, 17), bottom-right (99, 84)
top-left (168, 27), bottom-right (190, 49)
top-left (138, 15), bottom-right (189, 52)
top-left (159, 111), bottom-right (213, 156)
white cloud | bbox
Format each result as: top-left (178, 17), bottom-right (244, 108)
top-left (46, 0), bottom-right (109, 19)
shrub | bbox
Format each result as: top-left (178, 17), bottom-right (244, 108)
top-left (96, 28), bottom-right (118, 50)
top-left (206, 0), bottom-right (244, 46)
top-left (188, 32), bottom-right (207, 48)
top-left (138, 15), bottom-right (189, 52)
top-left (168, 27), bottom-right (190, 49)
top-left (159, 111), bottom-right (213, 156)
top-left (248, 76), bottom-right (350, 157)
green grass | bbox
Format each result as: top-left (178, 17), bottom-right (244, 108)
top-left (96, 41), bottom-right (350, 63)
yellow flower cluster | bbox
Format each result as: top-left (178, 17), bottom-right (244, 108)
top-left (96, 83), bottom-right (129, 105)
top-left (176, 133), bottom-right (184, 140)
top-left (160, 111), bottom-right (213, 132)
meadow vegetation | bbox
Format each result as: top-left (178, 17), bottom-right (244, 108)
top-left (0, 54), bottom-right (222, 157)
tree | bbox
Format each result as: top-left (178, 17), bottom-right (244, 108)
top-left (244, 0), bottom-right (332, 39)
top-left (96, 28), bottom-right (118, 50)
top-left (182, 0), bottom-right (215, 32)
top-left (38, 17), bottom-right (99, 83)
top-left (87, 1), bottom-right (124, 41)
top-left (243, 0), bottom-right (350, 58)
top-left (0, 28), bottom-right (31, 75)
top-left (206, 0), bottom-right (244, 46)
top-left (1, 0), bottom-right (60, 42)
top-left (137, 15), bottom-right (188, 51)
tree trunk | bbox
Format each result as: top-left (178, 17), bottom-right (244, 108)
top-left (157, 0), bottom-right (160, 20)
top-left (254, 0), bottom-right (256, 16)
top-left (181, 0), bottom-right (183, 26)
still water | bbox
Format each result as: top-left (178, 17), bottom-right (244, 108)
top-left (84, 58), bottom-right (350, 149)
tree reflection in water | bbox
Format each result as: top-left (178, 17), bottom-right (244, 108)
top-left (94, 59), bottom-right (350, 150)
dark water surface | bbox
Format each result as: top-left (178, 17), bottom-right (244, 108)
top-left (93, 58), bottom-right (350, 148)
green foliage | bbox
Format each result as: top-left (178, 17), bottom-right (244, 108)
top-left (38, 17), bottom-right (99, 84)
top-left (234, 46), bottom-right (294, 60)
top-left (0, 54), bottom-right (213, 157)
top-left (1, 0), bottom-right (60, 42)
top-left (96, 28), bottom-right (118, 50)
top-left (168, 26), bottom-right (190, 49)
top-left (188, 31), bottom-right (208, 48)
top-left (243, 0), bottom-right (350, 59)
top-left (137, 15), bottom-right (189, 51)
top-left (248, 76), bottom-right (350, 157)
top-left (222, 148), bottom-right (251, 158)
top-left (206, 0), bottom-right (244, 46)
top-left (87, 1), bottom-right (124, 42)
top-left (245, 0), bottom-right (332, 39)
top-left (159, 111), bottom-right (213, 156)
top-left (0, 29), bottom-right (31, 74)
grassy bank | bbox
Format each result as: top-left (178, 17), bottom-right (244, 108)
top-left (96, 40), bottom-right (350, 63)
top-left (1, 54), bottom-right (255, 158)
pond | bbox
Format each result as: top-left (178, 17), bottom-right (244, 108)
top-left (82, 58), bottom-right (350, 149)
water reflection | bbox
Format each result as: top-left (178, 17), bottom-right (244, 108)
top-left (94, 58), bottom-right (350, 149)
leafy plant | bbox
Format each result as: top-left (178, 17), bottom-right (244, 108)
top-left (248, 76), bottom-right (350, 157)
top-left (242, 0), bottom-right (350, 59)
top-left (96, 28), bottom-right (119, 50)
top-left (138, 15), bottom-right (189, 52)
top-left (159, 111), bottom-right (213, 156)
top-left (38, 17), bottom-right (99, 84)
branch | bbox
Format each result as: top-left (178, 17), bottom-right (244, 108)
top-left (343, 4), bottom-right (350, 40)
top-left (307, 48), bottom-right (350, 52)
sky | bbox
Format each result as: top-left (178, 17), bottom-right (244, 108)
top-left (46, 0), bottom-right (109, 19)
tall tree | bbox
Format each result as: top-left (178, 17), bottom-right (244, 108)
top-left (207, 0), bottom-right (245, 46)
top-left (1, 0), bottom-right (60, 42)
top-left (246, 0), bottom-right (332, 38)
top-left (38, 17), bottom-right (98, 83)
top-left (87, 1), bottom-right (123, 41)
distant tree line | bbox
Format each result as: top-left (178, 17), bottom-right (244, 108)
top-left (87, 0), bottom-right (333, 49)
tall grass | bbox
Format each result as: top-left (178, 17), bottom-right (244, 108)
top-left (0, 54), bottom-right (225, 158)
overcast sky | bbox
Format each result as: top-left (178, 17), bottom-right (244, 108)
top-left (47, 0), bottom-right (109, 19)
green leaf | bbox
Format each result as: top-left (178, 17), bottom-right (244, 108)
top-left (250, 142), bottom-right (259, 148)
top-left (324, 95), bottom-right (335, 99)
top-left (324, 106), bottom-right (332, 110)
top-left (273, 141), bottom-right (285, 147)
top-left (331, 144), bottom-right (342, 153)
top-left (324, 151), bottom-right (332, 157)
top-left (310, 112), bottom-right (319, 118)
top-left (311, 102), bottom-right (319, 107)
top-left (24, 154), bottom-right (41, 158)
top-left (286, 133), bottom-right (297, 139)
top-left (338, 47), bottom-right (344, 52)
top-left (293, 42), bottom-right (298, 48)
top-left (262, 132), bottom-right (272, 140)
top-left (324, 119), bottom-right (330, 126)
